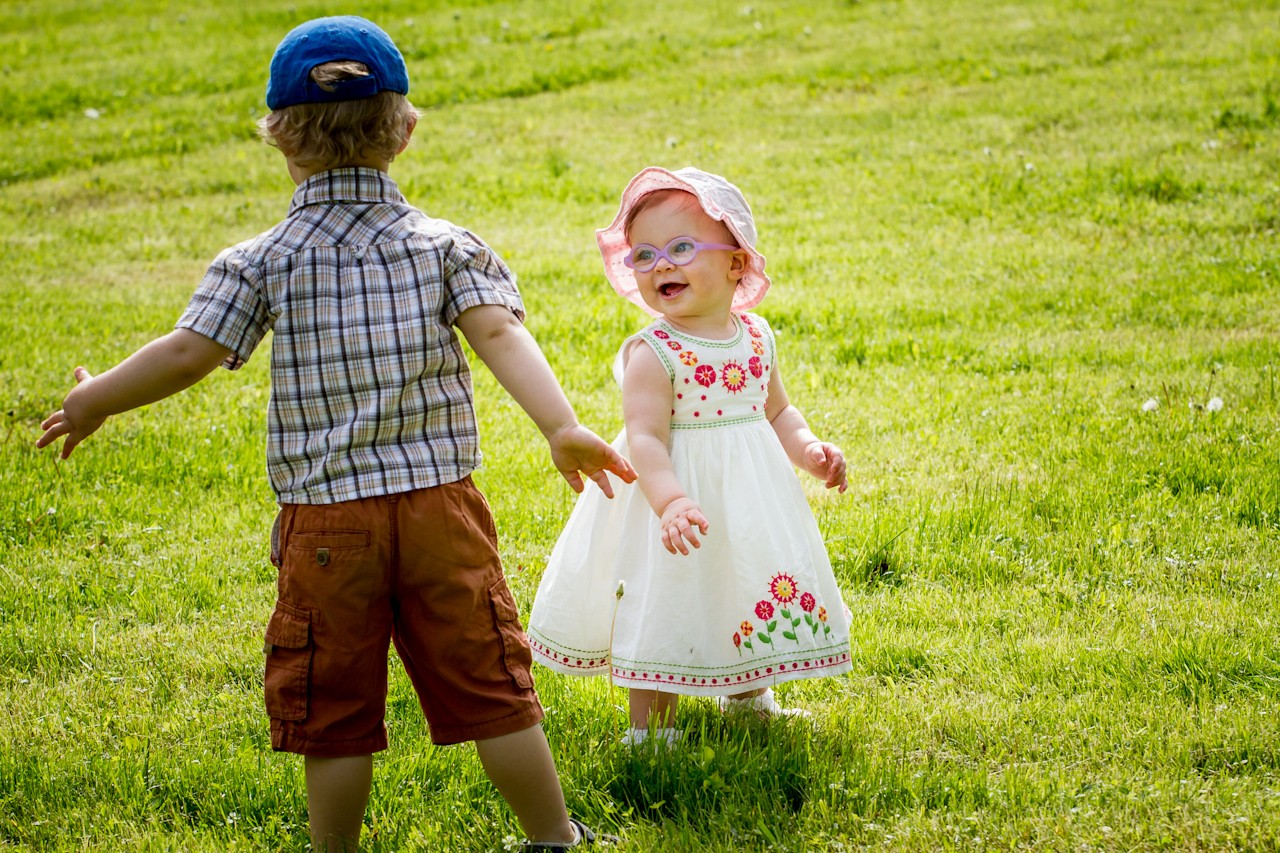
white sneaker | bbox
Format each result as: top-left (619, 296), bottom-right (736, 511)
top-left (715, 688), bottom-right (811, 719)
top-left (620, 726), bottom-right (681, 747)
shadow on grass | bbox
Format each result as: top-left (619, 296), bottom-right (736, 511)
top-left (603, 708), bottom-right (813, 822)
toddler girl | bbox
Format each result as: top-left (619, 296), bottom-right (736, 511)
top-left (527, 167), bottom-right (851, 744)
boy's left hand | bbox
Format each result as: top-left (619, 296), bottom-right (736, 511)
top-left (803, 441), bottom-right (848, 493)
top-left (547, 424), bottom-right (637, 498)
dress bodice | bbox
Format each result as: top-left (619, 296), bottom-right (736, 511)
top-left (631, 313), bottom-right (775, 429)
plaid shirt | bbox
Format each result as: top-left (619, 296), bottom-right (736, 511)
top-left (177, 167), bottom-right (524, 505)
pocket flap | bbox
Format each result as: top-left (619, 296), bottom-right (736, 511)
top-left (265, 602), bottom-right (311, 649)
top-left (489, 579), bottom-right (520, 622)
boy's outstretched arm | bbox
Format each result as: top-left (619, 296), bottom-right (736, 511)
top-left (37, 329), bottom-right (234, 459)
top-left (455, 304), bottom-right (636, 497)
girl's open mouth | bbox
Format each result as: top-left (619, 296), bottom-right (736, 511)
top-left (658, 282), bottom-right (687, 298)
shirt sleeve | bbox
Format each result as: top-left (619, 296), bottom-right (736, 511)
top-left (440, 227), bottom-right (525, 326)
top-left (176, 245), bottom-right (273, 370)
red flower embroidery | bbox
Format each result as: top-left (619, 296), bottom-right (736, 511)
top-left (679, 350), bottom-right (698, 366)
top-left (694, 364), bottom-right (717, 387)
top-left (740, 620), bottom-right (754, 636)
top-left (770, 573), bottom-right (798, 603)
top-left (755, 600), bottom-right (774, 620)
top-left (666, 340), bottom-right (682, 351)
top-left (653, 329), bottom-right (670, 339)
top-left (800, 592), bottom-right (816, 613)
top-left (733, 632), bottom-right (741, 648)
top-left (741, 314), bottom-right (754, 326)
top-left (748, 356), bottom-right (763, 378)
top-left (752, 339), bottom-right (765, 355)
top-left (749, 326), bottom-right (763, 338)
top-left (721, 361), bottom-right (747, 393)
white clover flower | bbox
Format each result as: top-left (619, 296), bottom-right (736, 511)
top-left (1206, 397), bottom-right (1224, 412)
top-left (84, 108), bottom-right (101, 120)
top-left (1142, 398), bottom-right (1159, 412)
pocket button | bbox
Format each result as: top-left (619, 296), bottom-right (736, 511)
top-left (316, 548), bottom-right (330, 566)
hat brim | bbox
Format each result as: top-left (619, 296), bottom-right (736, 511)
top-left (596, 167), bottom-right (770, 317)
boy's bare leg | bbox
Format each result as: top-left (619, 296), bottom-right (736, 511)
top-left (628, 688), bottom-right (678, 730)
top-left (474, 724), bottom-right (576, 844)
top-left (305, 754), bottom-right (373, 852)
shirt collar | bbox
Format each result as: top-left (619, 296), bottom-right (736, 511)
top-left (288, 167), bottom-right (407, 214)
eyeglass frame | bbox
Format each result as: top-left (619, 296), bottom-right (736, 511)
top-left (621, 236), bottom-right (741, 272)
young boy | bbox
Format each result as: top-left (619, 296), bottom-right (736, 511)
top-left (37, 16), bottom-right (627, 852)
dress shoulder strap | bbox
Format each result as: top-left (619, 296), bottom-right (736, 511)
top-left (611, 323), bottom-right (675, 387)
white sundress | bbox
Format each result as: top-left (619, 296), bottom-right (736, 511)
top-left (527, 312), bottom-right (851, 696)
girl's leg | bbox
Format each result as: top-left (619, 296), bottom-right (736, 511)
top-left (719, 687), bottom-right (810, 718)
top-left (628, 688), bottom-right (678, 730)
top-left (305, 754), bottom-right (373, 852)
top-left (474, 724), bottom-right (576, 844)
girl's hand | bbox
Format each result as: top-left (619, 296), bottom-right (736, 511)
top-left (657, 497), bottom-right (710, 556)
top-left (803, 441), bottom-right (848, 493)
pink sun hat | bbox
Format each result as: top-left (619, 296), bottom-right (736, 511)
top-left (597, 166), bottom-right (771, 317)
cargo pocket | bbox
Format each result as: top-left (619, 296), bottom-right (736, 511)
top-left (490, 579), bottom-right (534, 690)
top-left (264, 600), bottom-right (312, 721)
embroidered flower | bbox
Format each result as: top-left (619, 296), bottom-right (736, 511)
top-left (740, 314), bottom-right (754, 326)
top-left (818, 606), bottom-right (828, 623)
top-left (752, 339), bottom-right (765, 355)
top-left (770, 573), bottom-right (798, 603)
top-left (733, 632), bottom-right (742, 648)
top-left (666, 340), bottom-right (682, 351)
top-left (694, 364), bottom-right (717, 387)
top-left (748, 356), bottom-right (763, 378)
top-left (755, 600), bottom-right (774, 620)
top-left (679, 350), bottom-right (698, 366)
top-left (721, 361), bottom-right (748, 393)
top-left (652, 329), bottom-right (670, 340)
top-left (749, 326), bottom-right (763, 339)
top-left (800, 592), bottom-right (816, 613)
top-left (740, 620), bottom-right (754, 636)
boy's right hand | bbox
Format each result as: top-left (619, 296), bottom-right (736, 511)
top-left (657, 497), bottom-right (710, 556)
top-left (37, 367), bottom-right (106, 459)
top-left (547, 423), bottom-right (636, 499)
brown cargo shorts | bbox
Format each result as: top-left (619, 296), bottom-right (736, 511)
top-left (264, 476), bottom-right (544, 756)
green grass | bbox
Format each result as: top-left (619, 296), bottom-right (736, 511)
top-left (2, 0), bottom-right (1278, 850)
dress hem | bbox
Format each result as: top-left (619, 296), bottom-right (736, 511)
top-left (530, 640), bottom-right (853, 697)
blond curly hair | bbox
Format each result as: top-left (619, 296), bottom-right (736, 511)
top-left (257, 61), bottom-right (419, 169)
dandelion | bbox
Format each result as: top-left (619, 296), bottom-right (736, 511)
top-left (1141, 398), bottom-right (1159, 412)
top-left (1206, 397), bottom-right (1224, 412)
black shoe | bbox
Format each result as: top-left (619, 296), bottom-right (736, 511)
top-left (519, 817), bottom-right (618, 851)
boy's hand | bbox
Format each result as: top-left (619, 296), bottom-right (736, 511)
top-left (657, 497), bottom-right (710, 556)
top-left (37, 367), bottom-right (106, 459)
top-left (803, 441), bottom-right (848, 493)
top-left (547, 423), bottom-right (637, 498)
top-left (35, 330), bottom-right (233, 460)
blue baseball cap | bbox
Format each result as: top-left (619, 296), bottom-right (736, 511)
top-left (266, 16), bottom-right (409, 110)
